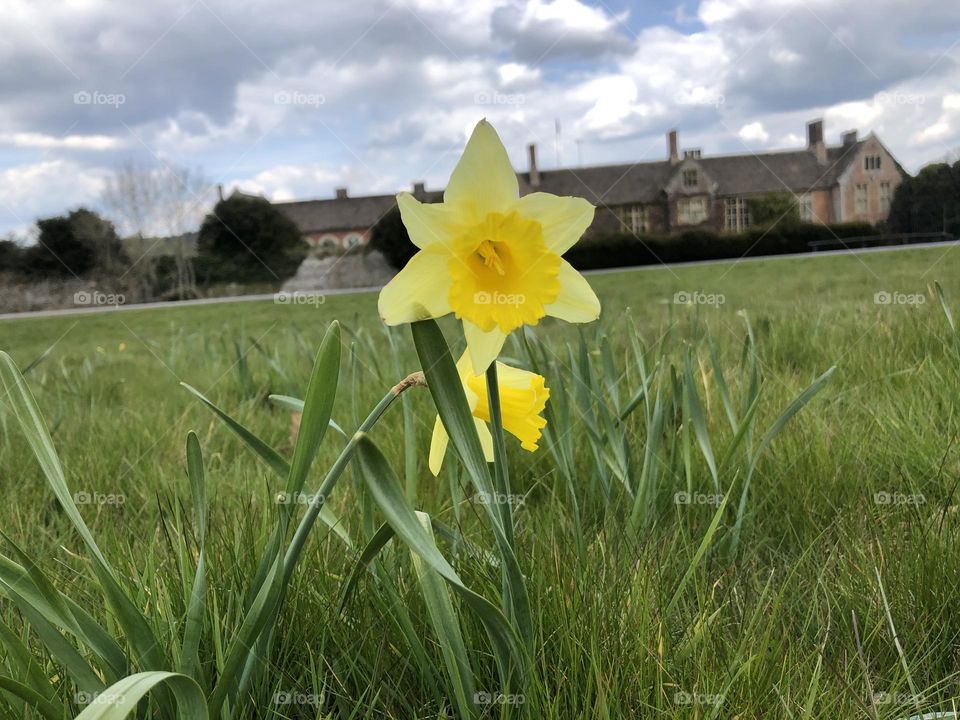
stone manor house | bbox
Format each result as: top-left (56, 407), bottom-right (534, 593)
top-left (274, 118), bottom-right (905, 248)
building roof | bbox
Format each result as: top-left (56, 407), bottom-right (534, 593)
top-left (274, 194), bottom-right (398, 234)
top-left (525, 141), bottom-right (864, 205)
top-left (274, 189), bottom-right (447, 234)
top-left (273, 136), bottom-right (869, 235)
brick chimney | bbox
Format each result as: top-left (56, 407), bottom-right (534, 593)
top-left (842, 129), bottom-right (858, 146)
top-left (807, 119), bottom-right (826, 163)
top-left (527, 143), bottom-right (540, 187)
top-left (412, 181), bottom-right (426, 197)
top-left (335, 187), bottom-right (348, 200)
top-left (668, 129), bottom-right (679, 163)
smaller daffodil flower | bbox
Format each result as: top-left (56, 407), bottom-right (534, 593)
top-left (429, 353), bottom-right (550, 476)
top-left (379, 119), bottom-right (601, 374)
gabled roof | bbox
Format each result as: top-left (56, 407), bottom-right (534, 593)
top-left (275, 189), bottom-right (446, 234)
top-left (523, 142), bottom-right (865, 205)
top-left (274, 195), bottom-right (399, 234)
top-left (522, 162), bottom-right (676, 205)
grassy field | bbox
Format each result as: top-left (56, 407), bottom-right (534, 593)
top-left (2, 245), bottom-right (960, 718)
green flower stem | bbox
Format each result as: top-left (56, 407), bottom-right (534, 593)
top-left (486, 362), bottom-right (535, 667)
top-left (485, 362), bottom-right (516, 548)
top-left (283, 373), bottom-right (425, 588)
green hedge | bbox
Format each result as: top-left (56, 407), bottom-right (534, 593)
top-left (563, 223), bottom-right (877, 270)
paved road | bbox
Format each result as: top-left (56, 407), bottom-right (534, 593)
top-left (2, 239), bottom-right (957, 322)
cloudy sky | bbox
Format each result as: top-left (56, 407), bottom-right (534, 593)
top-left (1, 0), bottom-right (959, 237)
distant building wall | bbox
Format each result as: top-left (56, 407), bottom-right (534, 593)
top-left (303, 229), bottom-right (370, 249)
top-left (837, 135), bottom-right (904, 224)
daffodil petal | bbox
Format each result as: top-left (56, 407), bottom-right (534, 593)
top-left (378, 247), bottom-right (452, 325)
top-left (545, 260), bottom-right (601, 323)
top-left (463, 321), bottom-right (507, 375)
top-left (475, 418), bottom-right (494, 462)
top-left (428, 415), bottom-right (448, 476)
top-left (444, 120), bottom-right (519, 220)
top-left (397, 192), bottom-right (463, 250)
top-left (494, 361), bottom-right (538, 390)
top-left (514, 192), bottom-right (595, 255)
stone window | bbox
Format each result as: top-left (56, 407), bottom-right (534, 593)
top-left (682, 169), bottom-right (698, 188)
top-left (879, 182), bottom-right (892, 213)
top-left (724, 197), bottom-right (751, 231)
top-left (678, 196), bottom-right (708, 225)
top-left (855, 184), bottom-right (869, 214)
top-left (344, 233), bottom-right (362, 248)
top-left (797, 193), bottom-right (814, 222)
top-left (614, 204), bottom-right (649, 234)
top-left (865, 155), bottom-right (882, 171)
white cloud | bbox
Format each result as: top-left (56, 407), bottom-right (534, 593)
top-left (229, 162), bottom-right (398, 203)
top-left (1, 0), bottom-right (960, 236)
top-left (738, 121), bottom-right (769, 143)
top-left (0, 132), bottom-right (122, 150)
top-left (0, 160), bottom-right (107, 234)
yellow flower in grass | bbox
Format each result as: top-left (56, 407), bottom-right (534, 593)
top-left (379, 119), bottom-right (601, 373)
top-left (429, 353), bottom-right (550, 476)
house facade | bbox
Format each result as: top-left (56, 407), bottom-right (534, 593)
top-left (274, 184), bottom-right (441, 250)
top-left (275, 118), bottom-right (905, 244)
top-left (530, 119), bottom-right (905, 237)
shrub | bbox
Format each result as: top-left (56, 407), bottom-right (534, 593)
top-left (369, 205), bottom-right (414, 270)
top-left (196, 195), bottom-right (306, 284)
top-left (564, 223), bottom-right (877, 270)
top-left (22, 208), bottom-right (127, 280)
top-left (0, 238), bottom-right (23, 275)
top-left (888, 162), bottom-right (960, 235)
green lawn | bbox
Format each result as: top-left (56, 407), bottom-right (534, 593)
top-left (2, 246), bottom-right (960, 718)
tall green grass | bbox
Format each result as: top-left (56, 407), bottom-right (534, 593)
top-left (1, 248), bottom-right (959, 717)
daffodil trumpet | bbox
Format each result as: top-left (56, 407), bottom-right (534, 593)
top-left (428, 352), bottom-right (549, 477)
top-left (379, 119), bottom-right (601, 374)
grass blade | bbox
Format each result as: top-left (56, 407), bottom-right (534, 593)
top-left (355, 433), bottom-right (523, 686)
top-left (72, 671), bottom-right (208, 720)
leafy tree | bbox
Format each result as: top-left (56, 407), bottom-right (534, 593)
top-left (196, 195), bottom-right (306, 284)
top-left (22, 208), bottom-right (127, 279)
top-left (369, 205), bottom-right (415, 269)
top-left (0, 238), bottom-right (23, 275)
top-left (888, 162), bottom-right (960, 235)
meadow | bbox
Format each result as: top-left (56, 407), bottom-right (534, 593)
top-left (1, 245), bottom-right (960, 718)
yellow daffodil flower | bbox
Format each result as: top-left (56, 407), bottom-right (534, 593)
top-left (429, 353), bottom-right (550, 476)
top-left (379, 119), bottom-right (601, 373)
